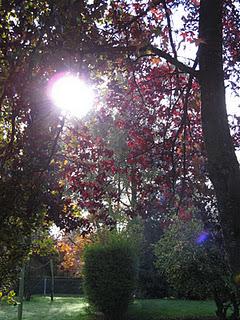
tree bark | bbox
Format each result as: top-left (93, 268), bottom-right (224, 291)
top-left (199, 0), bottom-right (240, 277)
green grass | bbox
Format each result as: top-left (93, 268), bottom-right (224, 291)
top-left (0, 296), bottom-right (90, 320)
top-left (128, 299), bottom-right (216, 320)
top-left (0, 296), bottom-right (217, 320)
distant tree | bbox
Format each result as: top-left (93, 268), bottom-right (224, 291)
top-left (137, 214), bottom-right (169, 298)
top-left (56, 232), bottom-right (91, 277)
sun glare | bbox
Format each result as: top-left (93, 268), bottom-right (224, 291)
top-left (49, 73), bottom-right (95, 118)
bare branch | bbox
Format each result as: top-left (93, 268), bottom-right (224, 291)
top-left (162, 0), bottom-right (177, 59)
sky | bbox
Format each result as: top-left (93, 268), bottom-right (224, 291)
top-left (172, 5), bottom-right (240, 117)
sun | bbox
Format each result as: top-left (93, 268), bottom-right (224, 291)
top-left (49, 73), bottom-right (95, 118)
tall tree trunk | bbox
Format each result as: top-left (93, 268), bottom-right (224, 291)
top-left (199, 0), bottom-right (240, 278)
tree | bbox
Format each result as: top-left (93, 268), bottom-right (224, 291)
top-left (61, 0), bottom-right (240, 280)
top-left (62, 73), bottom-right (211, 225)
top-left (0, 3), bottom-right (117, 284)
top-left (106, 0), bottom-right (240, 278)
top-left (0, 2), bottom-right (66, 290)
top-left (137, 214), bottom-right (169, 298)
top-left (56, 232), bottom-right (91, 276)
top-left (154, 216), bottom-right (238, 319)
top-left (198, 0), bottom-right (240, 279)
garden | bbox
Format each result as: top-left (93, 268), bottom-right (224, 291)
top-left (0, 221), bottom-right (237, 319)
top-left (1, 1), bottom-right (240, 320)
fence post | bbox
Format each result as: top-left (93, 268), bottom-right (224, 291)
top-left (43, 278), bottom-right (47, 296)
top-left (50, 259), bottom-right (54, 301)
top-left (18, 265), bottom-right (25, 320)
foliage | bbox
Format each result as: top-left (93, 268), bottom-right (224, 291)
top-left (56, 232), bottom-right (91, 276)
top-left (62, 73), bottom-right (211, 228)
top-left (83, 229), bottom-right (138, 319)
top-left (138, 249), bottom-right (169, 299)
top-left (0, 290), bottom-right (17, 306)
top-left (137, 216), bottom-right (169, 298)
top-left (24, 229), bottom-right (59, 300)
top-left (31, 229), bottom-right (58, 257)
top-left (154, 217), bottom-right (225, 298)
top-left (0, 2), bottom-right (68, 289)
top-left (56, 0), bottom-right (240, 284)
top-left (124, 217), bottom-right (145, 252)
top-left (154, 217), bottom-right (237, 317)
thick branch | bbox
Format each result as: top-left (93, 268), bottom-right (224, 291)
top-left (147, 45), bottom-right (199, 78)
top-left (93, 43), bottom-right (199, 78)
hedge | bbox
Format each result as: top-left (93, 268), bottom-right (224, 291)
top-left (83, 230), bottom-right (137, 320)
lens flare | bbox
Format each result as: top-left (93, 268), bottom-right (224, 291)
top-left (196, 231), bottom-right (209, 244)
top-left (49, 73), bottom-right (95, 118)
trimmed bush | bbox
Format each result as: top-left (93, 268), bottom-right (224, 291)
top-left (83, 230), bottom-right (137, 320)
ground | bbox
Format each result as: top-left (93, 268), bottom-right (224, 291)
top-left (0, 295), bottom-right (217, 320)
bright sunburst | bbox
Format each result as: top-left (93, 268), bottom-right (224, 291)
top-left (49, 73), bottom-right (95, 118)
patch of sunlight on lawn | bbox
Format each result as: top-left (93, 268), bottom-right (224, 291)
top-left (0, 296), bottom-right (89, 320)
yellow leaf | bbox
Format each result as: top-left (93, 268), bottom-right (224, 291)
top-left (59, 180), bottom-right (65, 187)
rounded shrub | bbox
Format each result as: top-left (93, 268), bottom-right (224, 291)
top-left (83, 230), bottom-right (137, 320)
top-left (154, 217), bottom-right (231, 301)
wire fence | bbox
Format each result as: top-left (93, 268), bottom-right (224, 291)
top-left (25, 277), bottom-right (83, 295)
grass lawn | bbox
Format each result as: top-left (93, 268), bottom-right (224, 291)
top-left (128, 299), bottom-right (217, 320)
top-left (0, 296), bottom-right (217, 320)
top-left (0, 296), bottom-right (90, 320)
